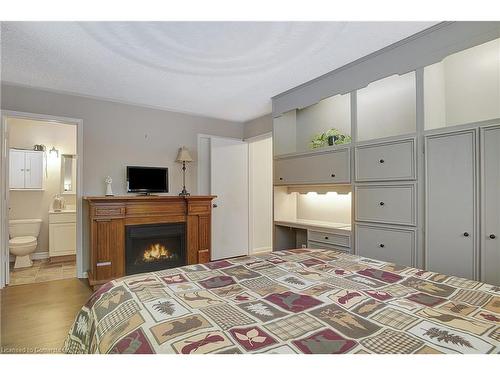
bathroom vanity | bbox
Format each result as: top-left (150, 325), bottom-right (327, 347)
top-left (49, 210), bottom-right (76, 261)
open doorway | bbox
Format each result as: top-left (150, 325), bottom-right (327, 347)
top-left (1, 112), bottom-right (83, 287)
top-left (247, 133), bottom-right (273, 255)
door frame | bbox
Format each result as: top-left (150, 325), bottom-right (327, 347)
top-left (0, 110), bottom-right (85, 288)
top-left (197, 133), bottom-right (250, 258)
top-left (245, 132), bottom-right (273, 255)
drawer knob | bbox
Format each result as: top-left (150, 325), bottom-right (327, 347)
top-left (379, 159), bottom-right (385, 164)
top-left (324, 236), bottom-right (329, 240)
top-left (463, 232), bottom-right (470, 237)
top-left (331, 173), bottom-right (336, 178)
top-left (379, 201), bottom-right (385, 206)
top-left (489, 234), bottom-right (496, 239)
top-left (379, 244), bottom-right (385, 248)
top-left (279, 177), bottom-right (283, 180)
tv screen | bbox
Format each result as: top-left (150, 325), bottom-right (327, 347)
top-left (127, 166), bottom-right (168, 193)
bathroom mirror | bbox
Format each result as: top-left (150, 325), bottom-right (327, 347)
top-left (60, 154), bottom-right (76, 194)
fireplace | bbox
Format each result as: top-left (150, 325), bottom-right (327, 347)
top-left (125, 223), bottom-right (186, 275)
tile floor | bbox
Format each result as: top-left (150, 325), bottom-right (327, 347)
top-left (9, 259), bottom-right (76, 286)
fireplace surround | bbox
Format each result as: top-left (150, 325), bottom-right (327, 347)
top-left (84, 195), bottom-right (215, 290)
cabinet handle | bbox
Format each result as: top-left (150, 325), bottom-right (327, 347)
top-left (489, 234), bottom-right (496, 239)
top-left (379, 201), bottom-right (385, 206)
top-left (279, 177), bottom-right (283, 181)
top-left (324, 236), bottom-right (329, 240)
top-left (331, 173), bottom-right (336, 178)
top-left (463, 232), bottom-right (470, 237)
top-left (379, 159), bottom-right (385, 164)
top-left (212, 204), bottom-right (218, 208)
top-left (379, 244), bottom-right (385, 248)
top-left (95, 218), bottom-right (111, 222)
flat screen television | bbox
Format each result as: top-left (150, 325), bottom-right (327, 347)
top-left (127, 166), bottom-right (168, 194)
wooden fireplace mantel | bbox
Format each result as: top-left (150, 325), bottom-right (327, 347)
top-left (84, 195), bottom-right (216, 290)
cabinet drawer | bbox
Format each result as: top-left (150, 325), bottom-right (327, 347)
top-left (355, 184), bottom-right (416, 226)
top-left (274, 148), bottom-right (350, 185)
top-left (308, 230), bottom-right (351, 248)
top-left (355, 139), bottom-right (416, 181)
top-left (93, 205), bottom-right (126, 218)
top-left (49, 213), bottom-right (76, 224)
top-left (308, 240), bottom-right (350, 252)
top-left (355, 224), bottom-right (415, 266)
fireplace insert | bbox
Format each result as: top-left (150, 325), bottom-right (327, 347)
top-left (125, 222), bottom-right (186, 275)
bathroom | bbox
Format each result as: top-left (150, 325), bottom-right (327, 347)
top-left (7, 117), bottom-right (78, 285)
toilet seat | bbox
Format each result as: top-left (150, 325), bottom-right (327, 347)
top-left (9, 236), bottom-right (37, 247)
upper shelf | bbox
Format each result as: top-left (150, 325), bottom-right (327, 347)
top-left (273, 92), bottom-right (351, 157)
top-left (424, 37), bottom-right (500, 130)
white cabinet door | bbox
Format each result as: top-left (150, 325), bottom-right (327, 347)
top-left (9, 149), bottom-right (25, 189)
top-left (481, 125), bottom-right (500, 285)
top-left (425, 130), bottom-right (477, 279)
top-left (24, 151), bottom-right (44, 189)
top-left (49, 222), bottom-right (77, 257)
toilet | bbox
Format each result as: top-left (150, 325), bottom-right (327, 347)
top-left (9, 219), bottom-right (42, 269)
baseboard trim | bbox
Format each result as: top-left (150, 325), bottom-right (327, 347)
top-left (9, 251), bottom-right (49, 262)
top-left (250, 247), bottom-right (272, 255)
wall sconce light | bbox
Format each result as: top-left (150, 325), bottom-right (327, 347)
top-left (49, 146), bottom-right (59, 158)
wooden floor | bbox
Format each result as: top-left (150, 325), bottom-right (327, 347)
top-left (1, 278), bottom-right (92, 353)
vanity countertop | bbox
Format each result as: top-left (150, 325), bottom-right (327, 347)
top-left (49, 209), bottom-right (76, 214)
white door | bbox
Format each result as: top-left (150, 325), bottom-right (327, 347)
top-left (9, 149), bottom-right (25, 189)
top-left (425, 130), bottom-right (477, 279)
top-left (210, 137), bottom-right (249, 260)
top-left (24, 151), bottom-right (43, 189)
top-left (481, 125), bottom-right (500, 285)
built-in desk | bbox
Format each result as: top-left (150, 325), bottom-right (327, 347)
top-left (274, 219), bottom-right (352, 252)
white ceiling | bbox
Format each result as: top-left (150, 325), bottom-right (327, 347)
top-left (1, 22), bottom-right (437, 122)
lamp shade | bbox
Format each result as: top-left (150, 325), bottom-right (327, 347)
top-left (176, 146), bottom-right (193, 163)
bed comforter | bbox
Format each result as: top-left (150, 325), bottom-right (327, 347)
top-left (64, 248), bottom-right (500, 354)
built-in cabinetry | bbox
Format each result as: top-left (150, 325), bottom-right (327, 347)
top-left (274, 148), bottom-right (350, 185)
top-left (481, 125), bottom-right (500, 285)
top-left (354, 137), bottom-right (418, 266)
top-left (425, 130), bottom-right (477, 279)
top-left (272, 25), bottom-right (500, 283)
top-left (49, 211), bottom-right (77, 259)
top-left (9, 149), bottom-right (44, 190)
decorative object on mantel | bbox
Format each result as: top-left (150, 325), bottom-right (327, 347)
top-left (176, 146), bottom-right (193, 197)
top-left (105, 176), bottom-right (114, 196)
top-left (52, 193), bottom-right (66, 212)
top-left (310, 128), bottom-right (351, 149)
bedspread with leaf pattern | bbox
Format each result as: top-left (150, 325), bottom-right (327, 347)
top-left (64, 248), bottom-right (500, 354)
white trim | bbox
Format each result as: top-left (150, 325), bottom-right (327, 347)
top-left (249, 247), bottom-right (272, 255)
top-left (0, 110), bottom-right (85, 288)
top-left (244, 131), bottom-right (272, 143)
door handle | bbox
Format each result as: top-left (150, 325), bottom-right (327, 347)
top-left (212, 204), bottom-right (218, 208)
top-left (489, 234), bottom-right (496, 239)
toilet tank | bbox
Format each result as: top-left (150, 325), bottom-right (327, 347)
top-left (9, 219), bottom-right (42, 238)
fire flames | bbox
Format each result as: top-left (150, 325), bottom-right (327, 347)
top-left (141, 243), bottom-right (174, 263)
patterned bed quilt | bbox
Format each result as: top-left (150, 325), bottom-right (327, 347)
top-left (64, 248), bottom-right (500, 354)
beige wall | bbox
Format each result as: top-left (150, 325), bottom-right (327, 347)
top-left (8, 119), bottom-right (77, 255)
top-left (243, 113), bottom-right (272, 139)
top-left (1, 83), bottom-right (244, 271)
top-left (249, 136), bottom-right (272, 253)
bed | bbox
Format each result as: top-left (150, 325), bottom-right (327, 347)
top-left (64, 248), bottom-right (500, 354)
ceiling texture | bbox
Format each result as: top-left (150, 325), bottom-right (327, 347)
top-left (1, 22), bottom-right (437, 122)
